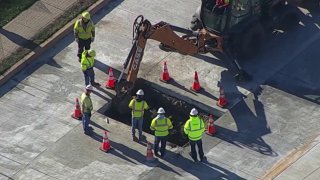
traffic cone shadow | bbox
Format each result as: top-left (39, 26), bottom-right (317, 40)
top-left (71, 98), bottom-right (82, 120)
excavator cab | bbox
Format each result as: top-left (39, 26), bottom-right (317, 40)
top-left (199, 0), bottom-right (262, 33)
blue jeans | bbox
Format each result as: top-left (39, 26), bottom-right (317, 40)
top-left (83, 68), bottom-right (95, 86)
top-left (154, 136), bottom-right (167, 155)
top-left (190, 139), bottom-right (204, 161)
top-left (82, 112), bottom-right (91, 134)
top-left (132, 117), bottom-right (143, 140)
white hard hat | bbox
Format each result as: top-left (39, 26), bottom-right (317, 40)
top-left (86, 84), bottom-right (94, 91)
top-left (157, 107), bottom-right (165, 114)
top-left (136, 89), bottom-right (144, 96)
top-left (190, 108), bottom-right (198, 116)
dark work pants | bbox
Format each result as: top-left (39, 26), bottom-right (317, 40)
top-left (77, 38), bottom-right (91, 59)
top-left (190, 139), bottom-right (204, 161)
top-left (154, 136), bottom-right (167, 155)
top-left (83, 67), bottom-right (95, 86)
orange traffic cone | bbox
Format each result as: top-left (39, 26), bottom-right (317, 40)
top-left (71, 98), bottom-right (82, 120)
top-left (105, 67), bottom-right (115, 89)
top-left (216, 85), bottom-right (228, 108)
top-left (146, 141), bottom-right (155, 162)
top-left (190, 71), bottom-right (201, 92)
top-left (100, 131), bottom-right (111, 152)
top-left (160, 61), bottom-right (171, 83)
top-left (206, 114), bottom-right (216, 136)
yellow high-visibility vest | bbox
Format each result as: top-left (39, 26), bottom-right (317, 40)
top-left (184, 116), bottom-right (205, 141)
top-left (81, 50), bottom-right (95, 71)
top-left (74, 19), bottom-right (95, 40)
top-left (128, 99), bottom-right (149, 118)
top-left (80, 92), bottom-right (93, 113)
top-left (150, 117), bottom-right (173, 137)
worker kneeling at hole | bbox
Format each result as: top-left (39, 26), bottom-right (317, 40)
top-left (150, 107), bottom-right (173, 158)
top-left (128, 89), bottom-right (149, 142)
top-left (184, 108), bottom-right (205, 162)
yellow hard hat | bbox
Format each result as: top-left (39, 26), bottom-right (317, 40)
top-left (82, 11), bottom-right (91, 20)
top-left (88, 49), bottom-right (96, 57)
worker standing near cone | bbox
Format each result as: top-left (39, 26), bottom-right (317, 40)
top-left (184, 108), bottom-right (205, 162)
top-left (150, 107), bottom-right (173, 158)
top-left (128, 89), bottom-right (149, 142)
top-left (81, 49), bottom-right (100, 86)
top-left (81, 85), bottom-right (94, 135)
top-left (74, 11), bottom-right (95, 62)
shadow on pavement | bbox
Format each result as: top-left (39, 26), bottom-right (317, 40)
top-left (0, 28), bottom-right (39, 50)
top-left (162, 150), bottom-right (246, 179)
top-left (214, 71), bottom-right (277, 156)
top-left (109, 140), bottom-right (181, 175)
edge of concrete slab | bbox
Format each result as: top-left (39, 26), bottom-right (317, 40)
top-left (0, 0), bottom-right (112, 88)
top-left (261, 133), bottom-right (320, 179)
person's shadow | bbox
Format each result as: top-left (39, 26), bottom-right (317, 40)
top-left (0, 28), bottom-right (39, 50)
top-left (161, 150), bottom-right (246, 179)
top-left (214, 70), bottom-right (276, 156)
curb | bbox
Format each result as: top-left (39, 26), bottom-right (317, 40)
top-left (0, 0), bottom-right (111, 87)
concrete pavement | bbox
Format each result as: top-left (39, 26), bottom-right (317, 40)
top-left (0, 0), bottom-right (320, 179)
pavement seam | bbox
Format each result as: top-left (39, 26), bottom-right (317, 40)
top-left (0, 154), bottom-right (23, 165)
top-left (261, 134), bottom-right (320, 179)
top-left (30, 167), bottom-right (60, 180)
top-left (303, 165), bottom-right (320, 179)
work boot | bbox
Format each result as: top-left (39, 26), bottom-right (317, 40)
top-left (160, 152), bottom-right (166, 158)
top-left (91, 82), bottom-right (101, 86)
top-left (132, 136), bottom-right (138, 142)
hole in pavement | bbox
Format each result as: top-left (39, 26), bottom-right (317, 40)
top-left (105, 79), bottom-right (213, 147)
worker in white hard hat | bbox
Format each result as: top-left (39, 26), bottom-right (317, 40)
top-left (184, 108), bottom-right (205, 162)
top-left (128, 89), bottom-right (149, 142)
top-left (80, 85), bottom-right (94, 135)
top-left (150, 107), bottom-right (173, 158)
top-left (80, 49), bottom-right (100, 86)
top-left (74, 11), bottom-right (95, 62)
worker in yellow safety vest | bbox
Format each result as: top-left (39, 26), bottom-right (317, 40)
top-left (81, 85), bottom-right (94, 135)
top-left (150, 107), bottom-right (173, 158)
top-left (128, 89), bottom-right (149, 142)
top-left (74, 11), bottom-right (95, 62)
top-left (81, 49), bottom-right (100, 86)
top-left (184, 108), bottom-right (205, 162)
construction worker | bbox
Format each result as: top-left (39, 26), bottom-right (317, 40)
top-left (150, 107), bottom-right (173, 158)
top-left (128, 89), bottom-right (149, 142)
top-left (81, 85), bottom-right (94, 135)
top-left (184, 108), bottom-right (205, 162)
top-left (74, 11), bottom-right (95, 62)
top-left (81, 49), bottom-right (100, 86)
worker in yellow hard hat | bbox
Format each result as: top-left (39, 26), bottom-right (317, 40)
top-left (74, 11), bottom-right (95, 62)
top-left (81, 49), bottom-right (100, 86)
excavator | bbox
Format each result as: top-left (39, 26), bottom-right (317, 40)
top-left (114, 0), bottom-right (313, 97)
